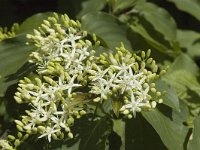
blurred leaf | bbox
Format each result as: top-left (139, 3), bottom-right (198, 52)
top-left (167, 0), bottom-right (200, 22)
top-left (0, 34), bottom-right (34, 96)
top-left (177, 30), bottom-right (200, 57)
top-left (77, 0), bottom-right (106, 18)
top-left (81, 12), bottom-right (132, 50)
top-left (18, 12), bottom-right (54, 34)
top-left (134, 2), bottom-right (177, 41)
top-left (187, 115), bottom-right (200, 150)
top-left (113, 0), bottom-right (138, 13)
top-left (156, 80), bottom-right (180, 111)
top-left (142, 109), bottom-right (188, 150)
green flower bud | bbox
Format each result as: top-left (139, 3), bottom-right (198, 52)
top-left (80, 110), bottom-right (86, 115)
top-left (67, 117), bottom-right (74, 125)
top-left (123, 109), bottom-right (129, 115)
top-left (150, 88), bottom-right (156, 93)
top-left (15, 120), bottom-right (23, 127)
top-left (14, 96), bottom-right (22, 103)
top-left (17, 132), bottom-right (22, 139)
top-left (68, 132), bottom-right (73, 139)
top-left (141, 61), bottom-right (146, 68)
top-left (14, 139), bottom-right (21, 147)
top-left (52, 134), bottom-right (58, 140)
top-left (128, 114), bottom-right (133, 119)
top-left (16, 125), bottom-right (23, 132)
top-left (158, 99), bottom-right (163, 103)
top-left (59, 133), bottom-right (64, 139)
top-left (146, 49), bottom-right (151, 58)
top-left (43, 20), bottom-right (51, 27)
top-left (38, 126), bottom-right (45, 133)
top-left (151, 101), bottom-right (157, 108)
top-left (141, 51), bottom-right (145, 58)
top-left (22, 134), bottom-right (29, 141)
top-left (93, 97), bottom-right (101, 102)
top-left (156, 91), bottom-right (162, 97)
top-left (7, 135), bottom-right (15, 141)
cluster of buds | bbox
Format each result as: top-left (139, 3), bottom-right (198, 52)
top-left (0, 23), bottom-right (19, 42)
top-left (89, 44), bottom-right (164, 118)
top-left (0, 13), bottom-right (166, 149)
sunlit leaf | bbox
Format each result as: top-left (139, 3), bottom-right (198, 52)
top-left (156, 80), bottom-right (180, 111)
top-left (142, 109), bottom-right (188, 150)
top-left (163, 53), bottom-right (200, 97)
top-left (167, 0), bottom-right (200, 22)
top-left (125, 114), bottom-right (166, 150)
top-left (187, 115), bottom-right (200, 150)
top-left (134, 2), bottom-right (177, 41)
top-left (81, 12), bottom-right (132, 50)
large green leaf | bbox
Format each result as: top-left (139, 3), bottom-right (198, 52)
top-left (77, 0), bottom-right (106, 18)
top-left (187, 115), bottom-right (200, 150)
top-left (134, 2), bottom-right (177, 41)
top-left (163, 53), bottom-right (200, 98)
top-left (177, 30), bottom-right (200, 57)
top-left (78, 117), bottom-right (112, 150)
top-left (0, 34), bottom-right (34, 96)
top-left (167, 0), bottom-right (200, 22)
top-left (112, 119), bottom-right (125, 150)
top-left (18, 12), bottom-right (54, 34)
top-left (81, 12), bottom-right (132, 50)
top-left (125, 114), bottom-right (166, 150)
top-left (130, 23), bottom-right (170, 53)
top-left (142, 109), bottom-right (188, 150)
top-left (0, 12), bottom-right (57, 96)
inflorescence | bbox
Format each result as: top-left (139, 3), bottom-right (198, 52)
top-left (0, 23), bottom-right (19, 42)
top-left (0, 13), bottom-right (166, 150)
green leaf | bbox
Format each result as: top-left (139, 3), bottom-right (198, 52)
top-left (177, 30), bottom-right (200, 57)
top-left (18, 12), bottom-right (54, 34)
top-left (78, 117), bottom-right (112, 150)
top-left (156, 80), bottom-right (180, 111)
top-left (113, 0), bottom-right (138, 13)
top-left (130, 23), bottom-right (169, 53)
top-left (125, 114), bottom-right (166, 150)
top-left (0, 34), bottom-right (34, 96)
top-left (163, 53), bottom-right (200, 98)
top-left (167, 0), bottom-right (200, 22)
top-left (142, 109), bottom-right (188, 150)
top-left (134, 2), bottom-right (177, 41)
top-left (188, 115), bottom-right (200, 150)
top-left (81, 12), bottom-right (132, 50)
top-left (77, 0), bottom-right (106, 18)
top-left (112, 119), bottom-right (125, 150)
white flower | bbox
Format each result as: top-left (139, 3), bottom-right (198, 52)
top-left (57, 76), bottom-right (81, 96)
top-left (38, 126), bottom-right (60, 142)
top-left (123, 93), bottom-right (148, 117)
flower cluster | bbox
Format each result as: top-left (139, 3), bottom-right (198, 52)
top-left (0, 13), bottom-right (166, 149)
top-left (14, 13), bottom-right (98, 143)
top-left (0, 23), bottom-right (19, 42)
top-left (89, 45), bottom-right (164, 118)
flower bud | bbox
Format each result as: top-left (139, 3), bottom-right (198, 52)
top-left (7, 135), bottom-right (15, 141)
